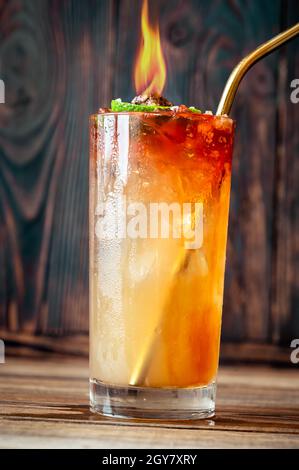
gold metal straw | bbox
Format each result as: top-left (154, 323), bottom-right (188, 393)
top-left (129, 247), bottom-right (190, 386)
top-left (129, 23), bottom-right (299, 387)
top-left (217, 23), bottom-right (299, 115)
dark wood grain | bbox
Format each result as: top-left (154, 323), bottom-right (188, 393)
top-left (0, 0), bottom-right (116, 335)
top-left (270, 0), bottom-right (299, 344)
top-left (0, 357), bottom-right (299, 448)
top-left (0, 0), bottom-right (298, 359)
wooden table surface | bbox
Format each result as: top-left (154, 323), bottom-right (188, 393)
top-left (0, 356), bottom-right (299, 449)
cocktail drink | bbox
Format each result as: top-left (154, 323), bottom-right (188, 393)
top-left (90, 108), bottom-right (234, 418)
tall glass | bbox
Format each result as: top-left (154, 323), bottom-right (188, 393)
top-left (89, 110), bottom-right (234, 419)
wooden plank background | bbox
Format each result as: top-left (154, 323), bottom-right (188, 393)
top-left (0, 0), bottom-right (298, 360)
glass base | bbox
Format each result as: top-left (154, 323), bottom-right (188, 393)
top-left (90, 379), bottom-right (216, 420)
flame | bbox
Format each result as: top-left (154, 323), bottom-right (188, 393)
top-left (134, 0), bottom-right (166, 96)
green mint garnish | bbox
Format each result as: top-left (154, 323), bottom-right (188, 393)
top-left (110, 99), bottom-right (202, 114)
top-left (189, 106), bottom-right (202, 113)
top-left (111, 99), bottom-right (170, 113)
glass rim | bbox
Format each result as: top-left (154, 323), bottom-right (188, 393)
top-left (89, 111), bottom-right (235, 122)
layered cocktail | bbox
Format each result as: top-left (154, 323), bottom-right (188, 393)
top-left (90, 104), bottom-right (234, 418)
